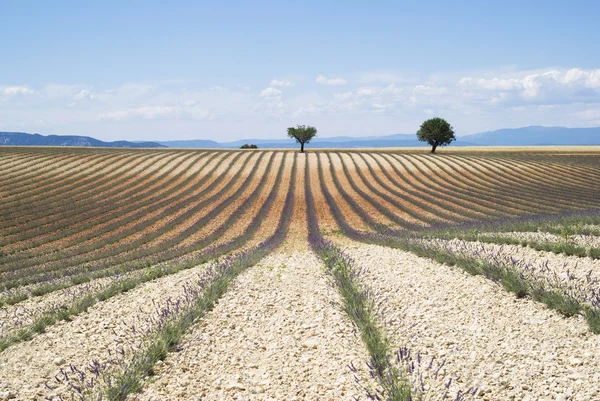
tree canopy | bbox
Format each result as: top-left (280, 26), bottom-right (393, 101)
top-left (416, 118), bottom-right (455, 153)
top-left (287, 125), bottom-right (317, 153)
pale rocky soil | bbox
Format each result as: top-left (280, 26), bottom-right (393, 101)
top-left (0, 259), bottom-right (213, 400)
top-left (487, 231), bottom-right (600, 249)
top-left (0, 274), bottom-right (126, 337)
top-left (134, 252), bottom-right (372, 401)
top-left (340, 242), bottom-right (600, 401)
top-left (422, 238), bottom-right (600, 306)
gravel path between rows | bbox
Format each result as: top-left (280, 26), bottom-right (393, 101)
top-left (487, 231), bottom-right (600, 249)
top-left (340, 242), bottom-right (600, 400)
top-left (0, 259), bottom-right (213, 400)
top-left (134, 251), bottom-right (372, 401)
top-left (0, 273), bottom-right (131, 337)
top-left (423, 238), bottom-right (600, 306)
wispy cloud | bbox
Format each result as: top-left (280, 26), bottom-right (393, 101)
top-left (259, 87), bottom-right (282, 98)
top-left (2, 67), bottom-right (600, 140)
top-left (316, 75), bottom-right (347, 86)
top-left (270, 79), bottom-right (294, 87)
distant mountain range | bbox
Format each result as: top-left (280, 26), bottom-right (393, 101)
top-left (0, 132), bottom-right (165, 148)
top-left (1, 126), bottom-right (599, 149)
top-left (161, 126), bottom-right (600, 148)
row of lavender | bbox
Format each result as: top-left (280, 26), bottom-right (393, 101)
top-left (0, 153), bottom-right (292, 352)
top-left (305, 155), bottom-right (477, 401)
top-left (37, 156), bottom-right (298, 401)
top-left (311, 153), bottom-right (600, 334)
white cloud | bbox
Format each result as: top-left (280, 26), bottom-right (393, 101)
top-left (316, 75), bottom-right (347, 86)
top-left (457, 68), bottom-right (600, 105)
top-left (259, 87), bottom-right (282, 98)
top-left (270, 79), bottom-right (294, 87)
top-left (3, 86), bottom-right (35, 96)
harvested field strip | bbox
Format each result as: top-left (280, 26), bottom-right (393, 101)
top-left (0, 154), bottom-right (295, 355)
top-left (1, 150), bottom-right (176, 223)
top-left (453, 155), bottom-right (594, 210)
top-left (0, 152), bottom-right (79, 187)
top-left (0, 151), bottom-right (158, 223)
top-left (0, 151), bottom-right (216, 252)
top-left (340, 243), bottom-right (600, 400)
top-left (410, 154), bottom-right (545, 214)
top-left (0, 151), bottom-right (181, 236)
top-left (330, 152), bottom-right (425, 229)
top-left (354, 152), bottom-right (476, 222)
top-left (0, 151), bottom-right (125, 206)
top-left (338, 152), bottom-right (447, 226)
top-left (499, 154), bottom-right (600, 190)
top-left (0, 150), bottom-right (147, 202)
top-left (0, 152), bottom-right (256, 287)
top-left (0, 149), bottom-right (100, 184)
top-left (0, 152), bottom-right (289, 301)
top-left (423, 154), bottom-right (558, 212)
top-left (324, 153), bottom-right (400, 228)
top-left (374, 153), bottom-right (506, 219)
top-left (316, 153), bottom-right (381, 232)
top-left (467, 155), bottom-right (600, 207)
top-left (305, 152), bottom-right (341, 233)
top-left (0, 151), bottom-right (211, 253)
top-left (389, 153), bottom-right (524, 216)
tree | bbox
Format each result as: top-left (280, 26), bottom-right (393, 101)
top-left (416, 118), bottom-right (455, 153)
top-left (240, 144), bottom-right (258, 149)
top-left (287, 124), bottom-right (317, 153)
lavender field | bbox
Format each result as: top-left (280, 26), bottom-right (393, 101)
top-left (1, 147), bottom-right (600, 400)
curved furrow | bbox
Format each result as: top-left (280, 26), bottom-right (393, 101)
top-left (476, 155), bottom-right (600, 206)
top-left (0, 151), bottom-right (207, 249)
top-left (0, 151), bottom-right (260, 287)
top-left (317, 153), bottom-right (386, 232)
top-left (463, 155), bottom-right (600, 207)
top-left (0, 151), bottom-right (119, 203)
top-left (385, 153), bottom-right (523, 217)
top-left (0, 151), bottom-right (247, 280)
top-left (326, 152), bottom-right (401, 228)
top-left (353, 152), bottom-right (479, 223)
top-left (2, 151), bottom-right (288, 301)
top-left (336, 152), bottom-right (437, 228)
top-left (0, 150), bottom-right (149, 219)
top-left (306, 152), bottom-right (341, 234)
top-left (0, 155), bottom-right (298, 401)
top-left (0, 150), bottom-right (169, 218)
top-left (0, 151), bottom-right (214, 258)
top-left (0, 152), bottom-right (63, 184)
top-left (374, 152), bottom-right (508, 219)
top-left (410, 154), bottom-right (548, 214)
top-left (447, 155), bottom-right (580, 211)
top-left (0, 151), bottom-right (172, 233)
top-left (363, 152), bottom-right (492, 221)
top-left (504, 154), bottom-right (600, 186)
top-left (0, 151), bottom-right (85, 188)
top-left (416, 153), bottom-right (554, 211)
top-left (0, 149), bottom-right (136, 200)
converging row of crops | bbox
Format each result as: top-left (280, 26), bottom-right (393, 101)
top-left (1, 146), bottom-right (600, 400)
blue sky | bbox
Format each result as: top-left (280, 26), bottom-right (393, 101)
top-left (1, 0), bottom-right (599, 141)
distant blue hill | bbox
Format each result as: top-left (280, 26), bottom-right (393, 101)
top-left (461, 126), bottom-right (600, 146)
top-left (0, 132), bottom-right (165, 148)
top-left (3, 126), bottom-right (600, 149)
